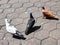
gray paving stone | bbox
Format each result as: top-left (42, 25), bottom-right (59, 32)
top-left (23, 18), bottom-right (29, 24)
top-left (57, 23), bottom-right (60, 29)
top-left (51, 5), bottom-right (60, 12)
top-left (0, 13), bottom-right (6, 19)
top-left (29, 0), bottom-right (40, 3)
top-left (22, 38), bottom-right (41, 45)
top-left (4, 8), bottom-right (15, 14)
top-left (0, 4), bottom-right (11, 9)
top-left (15, 23), bottom-right (26, 32)
top-left (11, 18), bottom-right (23, 25)
top-left (8, 0), bottom-right (18, 4)
top-left (41, 0), bottom-right (50, 2)
top-left (0, 40), bottom-right (8, 45)
top-left (0, 19), bottom-right (5, 25)
top-left (9, 39), bottom-right (21, 45)
top-left (23, 2), bottom-right (33, 8)
top-left (0, 32), bottom-right (4, 40)
top-left (0, 9), bottom-right (3, 13)
top-left (34, 29), bottom-right (49, 40)
top-left (0, 0), bottom-right (8, 4)
top-left (43, 21), bottom-right (57, 31)
top-left (36, 17), bottom-right (49, 25)
top-left (50, 29), bottom-right (60, 39)
top-left (22, 32), bottom-right (34, 40)
top-left (44, 1), bottom-right (56, 8)
top-left (58, 39), bottom-right (60, 45)
top-left (19, 0), bottom-right (29, 3)
top-left (27, 7), bottom-right (39, 13)
top-left (42, 38), bottom-right (57, 45)
top-left (7, 12), bottom-right (19, 19)
top-left (50, 0), bottom-right (59, 2)
top-left (12, 3), bottom-right (22, 8)
top-left (1, 26), bottom-right (7, 33)
top-left (34, 1), bottom-right (42, 8)
top-left (15, 7), bottom-right (26, 14)
top-left (32, 11), bottom-right (42, 18)
top-left (4, 33), bottom-right (13, 41)
top-left (19, 12), bottom-right (29, 19)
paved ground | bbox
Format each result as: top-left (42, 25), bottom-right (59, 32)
top-left (0, 0), bottom-right (60, 45)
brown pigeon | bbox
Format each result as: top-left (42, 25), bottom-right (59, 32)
top-left (41, 6), bottom-right (59, 20)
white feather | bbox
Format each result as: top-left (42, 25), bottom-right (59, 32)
top-left (5, 19), bottom-right (17, 34)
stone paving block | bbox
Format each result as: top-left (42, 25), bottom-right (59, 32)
top-left (0, 0), bottom-right (8, 4)
top-left (42, 38), bottom-right (57, 45)
top-left (22, 31), bottom-right (34, 40)
top-left (4, 33), bottom-right (13, 41)
top-left (0, 9), bottom-right (3, 13)
top-left (22, 38), bottom-right (41, 45)
top-left (0, 19), bottom-right (5, 25)
top-left (19, 12), bottom-right (29, 19)
top-left (34, 1), bottom-right (42, 8)
top-left (15, 7), bottom-right (26, 14)
top-left (9, 39), bottom-right (21, 45)
top-left (7, 12), bottom-right (19, 19)
top-left (50, 0), bottom-right (59, 2)
top-left (15, 23), bottom-right (26, 32)
top-left (23, 18), bottom-right (29, 24)
top-left (58, 39), bottom-right (60, 45)
top-left (57, 11), bottom-right (60, 16)
top-left (29, 0), bottom-right (40, 3)
top-left (4, 8), bottom-right (15, 14)
top-left (43, 21), bottom-right (57, 31)
top-left (51, 5), bottom-right (60, 12)
top-left (50, 29), bottom-right (60, 39)
top-left (0, 13), bottom-right (6, 19)
top-left (32, 11), bottom-right (42, 18)
top-left (56, 1), bottom-right (60, 6)
top-left (36, 17), bottom-right (49, 25)
top-left (1, 26), bottom-right (7, 33)
top-left (0, 32), bottom-right (4, 40)
top-left (34, 29), bottom-right (49, 40)
top-left (27, 7), bottom-right (39, 13)
top-left (11, 18), bottom-right (23, 26)
top-left (41, 0), bottom-right (50, 2)
top-left (44, 1), bottom-right (56, 7)
top-left (23, 3), bottom-right (33, 8)
top-left (19, 0), bottom-right (29, 3)
top-left (57, 23), bottom-right (60, 29)
top-left (8, 0), bottom-right (18, 4)
top-left (0, 4), bottom-right (11, 9)
top-left (0, 40), bottom-right (8, 45)
top-left (12, 3), bottom-right (22, 8)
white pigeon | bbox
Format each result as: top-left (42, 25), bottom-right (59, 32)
top-left (5, 18), bottom-right (17, 34)
top-left (5, 18), bottom-right (26, 39)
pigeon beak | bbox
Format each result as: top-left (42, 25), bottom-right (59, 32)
top-left (42, 6), bottom-right (45, 9)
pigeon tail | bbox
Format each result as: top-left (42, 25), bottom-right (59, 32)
top-left (13, 31), bottom-right (26, 40)
top-left (30, 13), bottom-right (34, 19)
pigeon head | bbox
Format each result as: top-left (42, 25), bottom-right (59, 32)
top-left (30, 13), bottom-right (34, 18)
top-left (42, 6), bottom-right (45, 9)
top-left (5, 19), bottom-right (8, 22)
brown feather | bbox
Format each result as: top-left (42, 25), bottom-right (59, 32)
top-left (42, 7), bottom-right (58, 19)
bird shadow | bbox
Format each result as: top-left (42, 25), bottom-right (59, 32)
top-left (26, 25), bottom-right (41, 35)
top-left (46, 17), bottom-right (59, 20)
top-left (13, 35), bottom-right (26, 40)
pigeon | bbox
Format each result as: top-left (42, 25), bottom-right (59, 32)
top-left (25, 13), bottom-right (35, 35)
top-left (41, 6), bottom-right (59, 20)
top-left (5, 18), bottom-right (26, 39)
